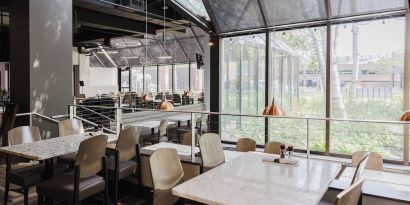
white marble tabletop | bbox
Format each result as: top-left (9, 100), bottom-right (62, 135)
top-left (341, 167), bottom-right (410, 186)
top-left (127, 120), bottom-right (175, 129)
top-left (0, 132), bottom-right (118, 161)
top-left (173, 152), bottom-right (341, 205)
top-left (167, 114), bottom-right (201, 122)
top-left (141, 142), bottom-right (199, 156)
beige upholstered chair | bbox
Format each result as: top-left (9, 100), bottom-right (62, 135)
top-left (8, 126), bottom-right (41, 145)
top-left (264, 141), bottom-right (284, 155)
top-left (37, 135), bottom-right (109, 205)
top-left (352, 151), bottom-right (383, 171)
top-left (351, 152), bottom-right (370, 185)
top-left (149, 148), bottom-right (184, 205)
top-left (335, 179), bottom-right (364, 205)
top-left (182, 131), bottom-right (197, 146)
top-left (236, 138), bottom-right (256, 152)
top-left (143, 120), bottom-right (169, 145)
top-left (58, 119), bottom-right (84, 137)
top-left (198, 133), bottom-right (225, 172)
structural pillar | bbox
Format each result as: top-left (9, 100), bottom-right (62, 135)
top-left (9, 0), bottom-right (73, 137)
top-left (403, 11), bottom-right (410, 165)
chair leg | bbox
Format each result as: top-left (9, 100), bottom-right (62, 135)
top-left (3, 154), bottom-right (10, 205)
top-left (3, 179), bottom-right (9, 205)
top-left (37, 194), bottom-right (43, 205)
top-left (114, 177), bottom-right (119, 204)
top-left (23, 187), bottom-right (28, 205)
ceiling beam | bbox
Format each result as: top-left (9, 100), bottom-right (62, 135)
top-left (256, 0), bottom-right (269, 28)
top-left (74, 7), bottom-right (159, 35)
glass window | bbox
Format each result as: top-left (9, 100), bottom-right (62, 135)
top-left (270, 27), bottom-right (327, 152)
top-left (174, 64), bottom-right (189, 93)
top-left (330, 0), bottom-right (407, 17)
top-left (158, 65), bottom-right (173, 92)
top-left (120, 70), bottom-right (130, 92)
top-left (330, 18), bottom-right (405, 160)
top-left (174, 0), bottom-right (210, 21)
top-left (220, 34), bottom-right (266, 145)
top-left (144, 66), bottom-right (158, 93)
top-left (206, 0), bottom-right (265, 33)
top-left (131, 67), bottom-right (143, 92)
top-left (190, 63), bottom-right (204, 93)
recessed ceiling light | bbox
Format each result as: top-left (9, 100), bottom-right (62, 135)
top-left (158, 56), bottom-right (172, 59)
top-left (97, 50), bottom-right (119, 54)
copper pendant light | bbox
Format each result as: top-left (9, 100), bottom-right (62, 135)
top-left (400, 110), bottom-right (410, 121)
top-left (157, 101), bottom-right (174, 111)
top-left (263, 98), bottom-right (285, 116)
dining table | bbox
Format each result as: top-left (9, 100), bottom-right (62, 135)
top-left (0, 132), bottom-right (118, 177)
top-left (173, 152), bottom-right (342, 205)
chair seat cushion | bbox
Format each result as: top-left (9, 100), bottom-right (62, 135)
top-left (9, 164), bottom-right (44, 187)
top-left (106, 157), bottom-right (138, 180)
top-left (9, 163), bottom-right (69, 187)
top-left (37, 172), bottom-right (105, 202)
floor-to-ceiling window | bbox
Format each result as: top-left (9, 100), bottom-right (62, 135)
top-left (174, 64), bottom-right (190, 93)
top-left (158, 65), bottom-right (173, 93)
top-left (120, 69), bottom-right (130, 92)
top-left (220, 34), bottom-right (266, 145)
top-left (144, 66), bottom-right (158, 93)
top-left (269, 27), bottom-right (327, 152)
top-left (330, 18), bottom-right (405, 160)
top-left (131, 67), bottom-right (143, 92)
top-left (190, 63), bottom-right (204, 93)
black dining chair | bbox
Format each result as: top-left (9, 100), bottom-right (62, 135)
top-left (106, 126), bottom-right (141, 204)
top-left (37, 135), bottom-right (109, 205)
top-left (4, 126), bottom-right (67, 205)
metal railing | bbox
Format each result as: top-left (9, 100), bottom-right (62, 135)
top-left (66, 104), bottom-right (410, 165)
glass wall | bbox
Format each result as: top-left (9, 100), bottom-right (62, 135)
top-left (120, 70), bottom-right (130, 92)
top-left (220, 34), bottom-right (266, 145)
top-left (330, 18), bottom-right (405, 160)
top-left (131, 67), bottom-right (143, 92)
top-left (174, 64), bottom-right (190, 93)
top-left (219, 16), bottom-right (407, 161)
top-left (144, 66), bottom-right (158, 93)
top-left (269, 27), bottom-right (327, 152)
top-left (158, 65), bottom-right (173, 92)
top-left (190, 63), bottom-right (204, 93)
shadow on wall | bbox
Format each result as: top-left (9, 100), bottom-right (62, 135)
top-left (29, 0), bottom-right (72, 138)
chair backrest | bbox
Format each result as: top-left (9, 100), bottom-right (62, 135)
top-left (264, 141), bottom-right (284, 155)
top-left (59, 119), bottom-right (84, 137)
top-left (335, 179), bottom-right (364, 205)
top-left (8, 126), bottom-right (41, 145)
top-left (0, 103), bottom-right (17, 147)
top-left (116, 127), bottom-right (141, 161)
top-left (236, 138), bottom-right (256, 152)
top-left (199, 133), bottom-right (225, 169)
top-left (352, 151), bottom-right (383, 171)
top-left (149, 148), bottom-right (184, 190)
top-left (351, 152), bottom-right (370, 185)
top-left (159, 120), bottom-right (168, 137)
top-left (182, 132), bottom-right (197, 146)
top-left (75, 135), bottom-right (108, 178)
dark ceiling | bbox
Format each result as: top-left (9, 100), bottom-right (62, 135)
top-left (73, 0), bottom-right (204, 48)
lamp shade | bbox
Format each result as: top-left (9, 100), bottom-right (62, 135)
top-left (400, 110), bottom-right (410, 121)
top-left (157, 101), bottom-right (174, 111)
top-left (263, 98), bottom-right (285, 116)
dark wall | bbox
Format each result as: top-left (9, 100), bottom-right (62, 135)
top-left (0, 26), bottom-right (9, 61)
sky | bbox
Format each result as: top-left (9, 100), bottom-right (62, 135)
top-left (334, 17), bottom-right (405, 56)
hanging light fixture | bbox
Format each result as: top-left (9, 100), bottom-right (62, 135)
top-left (263, 98), bottom-right (285, 116)
top-left (262, 0), bottom-right (284, 116)
top-left (158, 0), bottom-right (172, 59)
top-left (400, 110), bottom-right (410, 121)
